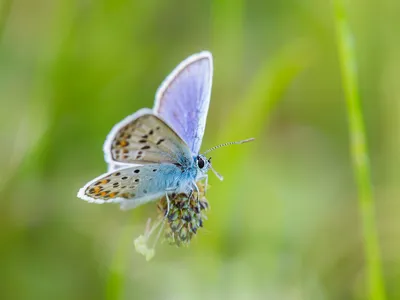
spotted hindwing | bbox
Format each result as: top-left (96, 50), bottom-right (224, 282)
top-left (103, 109), bottom-right (192, 167)
top-left (77, 164), bottom-right (184, 209)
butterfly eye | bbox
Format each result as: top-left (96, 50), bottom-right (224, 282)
top-left (197, 156), bottom-right (205, 169)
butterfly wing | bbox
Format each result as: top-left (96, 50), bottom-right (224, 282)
top-left (103, 108), bottom-right (193, 167)
top-left (153, 51), bottom-right (213, 155)
top-left (77, 164), bottom-right (184, 210)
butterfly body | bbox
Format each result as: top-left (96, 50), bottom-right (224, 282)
top-left (77, 51), bottom-right (252, 211)
top-left (78, 137), bottom-right (209, 210)
top-left (77, 106), bottom-right (213, 209)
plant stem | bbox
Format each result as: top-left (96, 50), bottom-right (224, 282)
top-left (332, 1), bottom-right (386, 299)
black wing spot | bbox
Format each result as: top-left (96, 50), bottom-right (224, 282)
top-left (156, 139), bottom-right (165, 145)
top-left (134, 169), bottom-right (140, 174)
top-left (135, 179), bottom-right (139, 183)
top-left (115, 172), bottom-right (121, 176)
top-left (141, 145), bottom-right (150, 150)
top-left (122, 176), bottom-right (128, 180)
top-left (149, 129), bottom-right (154, 135)
top-left (152, 169), bottom-right (157, 172)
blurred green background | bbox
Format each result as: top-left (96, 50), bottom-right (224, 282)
top-left (1, 0), bottom-right (398, 299)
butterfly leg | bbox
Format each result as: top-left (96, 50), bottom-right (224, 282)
top-left (195, 175), bottom-right (208, 195)
top-left (164, 191), bottom-right (171, 217)
top-left (191, 181), bottom-right (202, 212)
top-left (204, 175), bottom-right (209, 196)
top-left (187, 189), bottom-right (193, 200)
top-left (189, 181), bottom-right (198, 200)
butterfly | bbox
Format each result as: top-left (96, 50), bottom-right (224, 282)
top-left (77, 51), bottom-right (254, 211)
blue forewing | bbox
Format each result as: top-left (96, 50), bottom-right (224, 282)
top-left (153, 51), bottom-right (213, 155)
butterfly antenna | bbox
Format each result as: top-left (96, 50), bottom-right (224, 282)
top-left (202, 138), bottom-right (255, 155)
top-left (204, 138), bottom-right (255, 181)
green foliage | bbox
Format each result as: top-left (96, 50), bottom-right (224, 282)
top-left (0, 1), bottom-right (395, 299)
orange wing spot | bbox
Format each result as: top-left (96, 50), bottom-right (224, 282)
top-left (120, 193), bottom-right (130, 198)
top-left (94, 186), bottom-right (101, 193)
top-left (100, 191), bottom-right (108, 197)
top-left (109, 192), bottom-right (118, 198)
top-left (120, 140), bottom-right (128, 147)
top-left (100, 179), bottom-right (110, 184)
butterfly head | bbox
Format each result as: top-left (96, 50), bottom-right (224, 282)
top-left (195, 155), bottom-right (224, 181)
top-left (195, 154), bottom-right (211, 174)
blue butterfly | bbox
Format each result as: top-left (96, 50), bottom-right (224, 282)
top-left (77, 51), bottom-right (253, 211)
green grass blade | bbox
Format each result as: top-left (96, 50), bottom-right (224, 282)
top-left (332, 1), bottom-right (386, 299)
